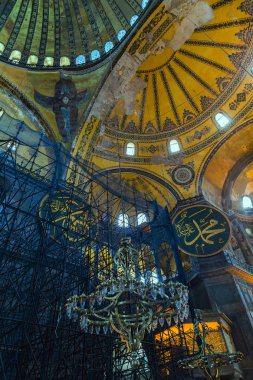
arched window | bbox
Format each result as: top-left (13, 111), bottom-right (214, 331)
top-left (0, 42), bottom-right (5, 55)
top-left (44, 57), bottom-right (54, 66)
top-left (242, 196), bottom-right (253, 209)
top-left (137, 213), bottom-right (147, 225)
top-left (117, 30), bottom-right (126, 41)
top-left (126, 142), bottom-right (135, 156)
top-left (142, 0), bottom-right (149, 9)
top-left (117, 213), bottom-right (129, 228)
top-left (27, 55), bottom-right (38, 65)
top-left (90, 50), bottom-right (100, 61)
top-left (130, 15), bottom-right (139, 26)
top-left (7, 142), bottom-right (17, 151)
top-left (76, 55), bottom-right (86, 65)
top-left (169, 139), bottom-right (180, 153)
top-left (9, 50), bottom-right (21, 63)
top-left (215, 112), bottom-right (230, 128)
top-left (60, 57), bottom-right (70, 66)
top-left (104, 41), bottom-right (114, 53)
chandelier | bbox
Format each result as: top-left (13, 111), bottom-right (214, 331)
top-left (177, 312), bottom-right (243, 379)
top-left (66, 237), bottom-right (189, 366)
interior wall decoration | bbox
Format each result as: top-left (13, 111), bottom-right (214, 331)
top-left (34, 77), bottom-right (90, 141)
top-left (0, 0), bottom-right (253, 378)
top-left (173, 204), bottom-right (232, 257)
top-left (39, 190), bottom-right (96, 249)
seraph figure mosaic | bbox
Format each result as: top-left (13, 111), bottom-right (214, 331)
top-left (35, 77), bottom-right (90, 142)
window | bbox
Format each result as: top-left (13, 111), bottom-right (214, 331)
top-left (242, 196), bottom-right (253, 209)
top-left (60, 57), bottom-right (70, 66)
top-left (137, 213), bottom-right (147, 225)
top-left (169, 139), bottom-right (180, 153)
top-left (0, 42), bottom-right (4, 55)
top-left (90, 50), bottom-right (100, 61)
top-left (76, 55), bottom-right (86, 65)
top-left (27, 55), bottom-right (38, 65)
top-left (117, 30), bottom-right (126, 41)
top-left (215, 112), bottom-right (230, 128)
top-left (44, 57), bottom-right (54, 66)
top-left (104, 41), bottom-right (114, 53)
top-left (117, 213), bottom-right (129, 228)
top-left (7, 142), bottom-right (17, 152)
top-left (9, 50), bottom-right (21, 63)
top-left (130, 15), bottom-right (139, 26)
top-left (142, 0), bottom-right (149, 9)
top-left (126, 142), bottom-right (135, 156)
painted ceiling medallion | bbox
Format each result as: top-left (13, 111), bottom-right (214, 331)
top-left (171, 164), bottom-right (195, 190)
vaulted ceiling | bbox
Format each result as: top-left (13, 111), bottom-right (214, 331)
top-left (0, 0), bottom-right (152, 69)
top-left (105, 0), bottom-right (253, 137)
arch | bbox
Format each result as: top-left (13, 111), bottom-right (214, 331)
top-left (117, 30), bottom-right (126, 41)
top-left (76, 55), bottom-right (86, 65)
top-left (200, 119), bottom-right (253, 209)
top-left (117, 213), bottom-right (129, 228)
top-left (126, 142), bottom-right (135, 156)
top-left (214, 111), bottom-right (230, 128)
top-left (169, 139), bottom-right (180, 153)
top-left (0, 75), bottom-right (55, 139)
top-left (130, 15), bottom-right (138, 26)
top-left (90, 50), bottom-right (100, 61)
top-left (88, 167), bottom-right (182, 205)
top-left (104, 41), bottom-right (114, 53)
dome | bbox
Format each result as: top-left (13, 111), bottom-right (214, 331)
top-left (0, 0), bottom-right (151, 69)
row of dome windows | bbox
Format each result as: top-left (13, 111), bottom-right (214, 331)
top-left (0, 1), bottom-right (150, 67)
top-left (125, 140), bottom-right (181, 156)
top-left (125, 112), bottom-right (231, 156)
top-left (117, 212), bottom-right (147, 228)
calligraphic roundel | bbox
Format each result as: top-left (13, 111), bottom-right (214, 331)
top-left (173, 205), bottom-right (231, 257)
top-left (39, 190), bottom-right (96, 249)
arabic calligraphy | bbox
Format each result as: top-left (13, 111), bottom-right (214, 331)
top-left (173, 205), bottom-right (231, 257)
top-left (40, 191), bottom-right (96, 248)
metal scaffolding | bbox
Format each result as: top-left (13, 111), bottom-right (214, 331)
top-left (0, 115), bottom-right (190, 379)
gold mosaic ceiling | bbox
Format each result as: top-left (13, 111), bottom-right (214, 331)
top-left (0, 0), bottom-right (153, 69)
top-left (105, 0), bottom-right (253, 138)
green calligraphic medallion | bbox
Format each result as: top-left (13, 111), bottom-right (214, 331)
top-left (173, 205), bottom-right (231, 257)
top-left (39, 190), bottom-right (96, 248)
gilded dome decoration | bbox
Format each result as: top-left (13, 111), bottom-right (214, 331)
top-left (0, 0), bottom-right (153, 69)
top-left (102, 0), bottom-right (253, 139)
